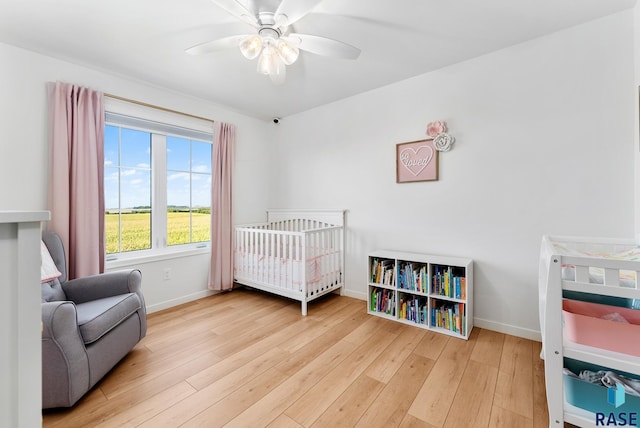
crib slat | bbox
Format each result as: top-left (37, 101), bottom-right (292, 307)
top-left (301, 233), bottom-right (307, 298)
top-left (603, 268), bottom-right (619, 286)
top-left (575, 266), bottom-right (589, 283)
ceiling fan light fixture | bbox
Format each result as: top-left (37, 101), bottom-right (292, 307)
top-left (239, 35), bottom-right (262, 60)
top-left (276, 39), bottom-right (299, 65)
top-left (257, 44), bottom-right (276, 75)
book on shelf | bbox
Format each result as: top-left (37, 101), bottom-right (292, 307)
top-left (371, 287), bottom-right (396, 316)
top-left (398, 294), bottom-right (427, 325)
top-left (431, 301), bottom-right (466, 335)
top-left (371, 258), bottom-right (394, 285)
top-left (397, 262), bottom-right (428, 293)
top-left (432, 266), bottom-right (466, 300)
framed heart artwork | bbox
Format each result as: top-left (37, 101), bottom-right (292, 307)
top-left (396, 139), bottom-right (438, 183)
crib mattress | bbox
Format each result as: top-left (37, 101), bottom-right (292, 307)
top-left (234, 249), bottom-right (341, 292)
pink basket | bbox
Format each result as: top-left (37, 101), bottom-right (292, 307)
top-left (563, 299), bottom-right (640, 356)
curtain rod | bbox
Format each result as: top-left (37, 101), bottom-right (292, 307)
top-left (104, 93), bottom-right (214, 123)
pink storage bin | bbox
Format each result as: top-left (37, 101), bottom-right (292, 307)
top-left (563, 299), bottom-right (640, 356)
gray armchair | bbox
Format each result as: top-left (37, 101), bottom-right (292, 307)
top-left (41, 231), bottom-right (147, 408)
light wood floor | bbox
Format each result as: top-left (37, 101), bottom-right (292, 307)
top-left (43, 288), bottom-right (549, 427)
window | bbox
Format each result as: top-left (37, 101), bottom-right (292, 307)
top-left (104, 107), bottom-right (213, 259)
top-left (166, 136), bottom-right (212, 246)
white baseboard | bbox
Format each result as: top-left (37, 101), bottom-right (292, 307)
top-left (341, 289), bottom-right (367, 301)
top-left (473, 317), bottom-right (542, 342)
top-left (146, 289), bottom-right (218, 314)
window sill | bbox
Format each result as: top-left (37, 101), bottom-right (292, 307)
top-left (106, 246), bottom-right (210, 269)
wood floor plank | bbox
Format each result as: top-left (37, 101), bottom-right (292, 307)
top-left (413, 329), bottom-right (450, 360)
top-left (99, 346), bottom-right (222, 399)
top-left (310, 374), bottom-right (385, 428)
top-left (138, 359), bottom-right (284, 428)
top-left (364, 324), bottom-right (425, 383)
top-left (443, 359), bottom-right (498, 428)
top-left (185, 318), bottom-right (318, 391)
top-left (266, 414), bottom-right (304, 428)
top-left (407, 329), bottom-right (478, 426)
top-left (489, 405), bottom-right (534, 428)
top-left (532, 340), bottom-right (549, 428)
top-left (398, 414), bottom-right (439, 428)
top-left (355, 353), bottom-right (435, 428)
top-left (42, 292), bottom-right (549, 428)
top-left (341, 315), bottom-right (399, 346)
top-left (493, 335), bottom-right (534, 419)
top-left (275, 311), bottom-right (369, 377)
top-left (222, 339), bottom-right (360, 428)
top-left (209, 305), bottom-right (301, 358)
top-left (471, 328), bottom-right (505, 368)
top-left (178, 367), bottom-right (290, 428)
top-left (278, 300), bottom-right (363, 353)
top-left (284, 328), bottom-right (399, 426)
top-left (93, 381), bottom-right (196, 428)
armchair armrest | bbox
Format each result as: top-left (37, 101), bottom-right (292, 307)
top-left (62, 269), bottom-right (143, 304)
top-left (42, 301), bottom-right (85, 347)
top-left (41, 301), bottom-right (90, 408)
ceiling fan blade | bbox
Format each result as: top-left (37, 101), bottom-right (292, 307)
top-left (286, 33), bottom-right (361, 60)
top-left (185, 35), bottom-right (247, 55)
top-left (210, 0), bottom-right (258, 27)
top-left (274, 0), bottom-right (322, 26)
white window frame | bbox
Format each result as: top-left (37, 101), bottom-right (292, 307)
top-left (104, 98), bottom-right (214, 265)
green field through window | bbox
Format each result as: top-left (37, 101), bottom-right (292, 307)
top-left (106, 211), bottom-right (210, 254)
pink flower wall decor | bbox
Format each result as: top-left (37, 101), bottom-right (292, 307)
top-left (426, 120), bottom-right (446, 138)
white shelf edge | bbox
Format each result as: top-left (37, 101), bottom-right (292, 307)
top-left (368, 311), bottom-right (396, 321)
top-left (430, 325), bottom-right (469, 340)
top-left (369, 250), bottom-right (472, 266)
top-left (564, 340), bottom-right (640, 375)
top-left (429, 294), bottom-right (467, 303)
top-left (398, 288), bottom-right (429, 297)
top-left (368, 282), bottom-right (395, 290)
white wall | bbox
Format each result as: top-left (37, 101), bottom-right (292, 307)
top-left (0, 42), bottom-right (273, 311)
top-left (270, 11), bottom-right (637, 339)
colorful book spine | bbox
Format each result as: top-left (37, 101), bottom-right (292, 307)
top-left (431, 265), bottom-right (466, 299)
top-left (431, 301), bottom-right (466, 335)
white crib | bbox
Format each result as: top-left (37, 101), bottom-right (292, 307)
top-left (234, 209), bottom-right (345, 315)
top-left (539, 235), bottom-right (640, 427)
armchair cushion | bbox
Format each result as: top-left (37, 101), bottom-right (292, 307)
top-left (75, 293), bottom-right (142, 344)
top-left (42, 278), bottom-right (66, 302)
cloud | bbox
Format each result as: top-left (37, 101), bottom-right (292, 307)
top-left (105, 171), bottom-right (119, 182)
top-left (168, 172), bottom-right (190, 181)
top-left (192, 165), bottom-right (210, 174)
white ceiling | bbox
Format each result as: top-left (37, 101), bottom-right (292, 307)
top-left (0, 0), bottom-right (636, 120)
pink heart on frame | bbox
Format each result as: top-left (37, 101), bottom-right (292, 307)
top-left (399, 145), bottom-right (434, 176)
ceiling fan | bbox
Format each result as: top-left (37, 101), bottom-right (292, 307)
top-left (186, 0), bottom-right (361, 84)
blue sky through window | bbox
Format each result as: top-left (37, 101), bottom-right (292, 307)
top-left (105, 125), bottom-right (211, 211)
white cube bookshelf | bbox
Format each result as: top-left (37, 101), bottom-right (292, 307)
top-left (368, 250), bottom-right (473, 339)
